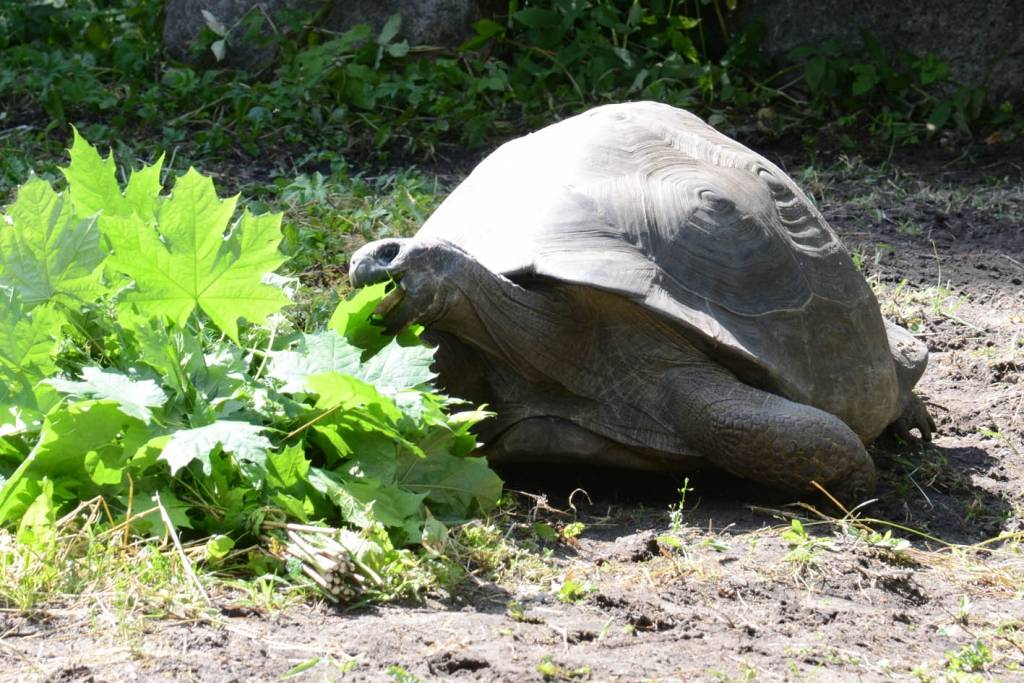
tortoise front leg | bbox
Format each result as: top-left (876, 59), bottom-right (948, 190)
top-left (668, 363), bottom-right (877, 501)
top-left (884, 319), bottom-right (936, 441)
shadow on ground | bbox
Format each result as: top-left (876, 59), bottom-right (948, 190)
top-left (495, 435), bottom-right (1012, 548)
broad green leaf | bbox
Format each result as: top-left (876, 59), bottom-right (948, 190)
top-left (159, 420), bottom-right (271, 475)
top-left (421, 510), bottom-right (448, 554)
top-left (0, 386), bottom-right (59, 442)
top-left (85, 446), bottom-right (127, 485)
top-left (0, 401), bottom-right (140, 524)
top-left (0, 178), bottom-right (105, 307)
top-left (307, 468), bottom-right (374, 528)
top-left (329, 282), bottom-right (390, 353)
top-left (267, 330), bottom-right (363, 393)
top-left (0, 411), bottom-right (28, 440)
top-left (307, 374), bottom-right (414, 453)
top-left (122, 310), bottom-right (239, 403)
top-left (205, 534), bottom-right (235, 560)
top-left (804, 56), bottom-right (827, 92)
top-left (359, 338), bottom-right (436, 391)
top-left (333, 428), bottom-right (399, 482)
top-left (377, 13), bottom-right (402, 44)
top-left (105, 168), bottom-right (288, 341)
top-left (344, 479), bottom-right (426, 541)
top-left (0, 298), bottom-right (62, 396)
top-left (851, 64), bottom-right (879, 96)
top-left (0, 298), bottom-right (62, 374)
top-left (446, 408), bottom-right (491, 456)
top-left (62, 128), bottom-right (120, 218)
top-left (271, 492), bottom-right (312, 521)
top-left (62, 128), bottom-right (164, 225)
top-left (928, 101), bottom-right (952, 129)
top-left (128, 488), bottom-right (193, 536)
top-left (16, 478), bottom-right (56, 549)
top-left (309, 424), bottom-right (351, 461)
top-left (396, 451), bottom-right (502, 520)
top-left (195, 343), bottom-right (248, 403)
top-left (130, 317), bottom-right (203, 395)
top-left (512, 8), bottom-right (560, 28)
top-left (45, 367), bottom-right (166, 423)
top-left (266, 442), bottom-right (310, 489)
top-left (306, 467), bottom-right (423, 539)
top-left (308, 372), bottom-right (395, 414)
top-left (268, 330), bottom-right (434, 396)
top-left (0, 432), bottom-right (25, 464)
top-left (387, 41), bottom-right (409, 58)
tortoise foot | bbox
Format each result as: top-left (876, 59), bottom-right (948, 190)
top-left (886, 393), bottom-right (936, 442)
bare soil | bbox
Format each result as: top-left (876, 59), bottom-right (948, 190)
top-left (2, 146), bottom-right (1023, 682)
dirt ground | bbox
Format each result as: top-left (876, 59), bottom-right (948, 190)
top-left (2, 144), bottom-right (1023, 682)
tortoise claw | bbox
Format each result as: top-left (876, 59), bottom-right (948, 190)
top-left (887, 393), bottom-right (935, 442)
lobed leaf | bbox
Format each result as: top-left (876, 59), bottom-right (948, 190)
top-left (0, 177), bottom-right (105, 307)
top-left (0, 401), bottom-right (142, 525)
top-left (62, 128), bottom-right (163, 226)
top-left (158, 420), bottom-right (271, 476)
top-left (45, 367), bottom-right (167, 424)
top-left (105, 169), bottom-right (288, 341)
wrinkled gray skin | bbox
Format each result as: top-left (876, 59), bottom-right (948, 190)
top-left (350, 102), bottom-right (934, 501)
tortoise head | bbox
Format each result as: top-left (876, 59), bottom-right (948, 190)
top-left (349, 238), bottom-right (408, 288)
top-left (348, 237), bottom-right (473, 333)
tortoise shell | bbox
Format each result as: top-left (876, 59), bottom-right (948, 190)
top-left (418, 102), bottom-right (899, 439)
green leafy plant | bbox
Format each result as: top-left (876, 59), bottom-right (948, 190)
top-left (781, 518), bottom-right (826, 567)
top-left (945, 640), bottom-right (992, 675)
top-left (555, 577), bottom-right (594, 603)
top-left (656, 477), bottom-right (694, 549)
top-left (787, 35), bottom-right (995, 147)
top-left (0, 132), bottom-right (502, 603)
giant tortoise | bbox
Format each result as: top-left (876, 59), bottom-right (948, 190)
top-left (349, 102), bottom-right (934, 500)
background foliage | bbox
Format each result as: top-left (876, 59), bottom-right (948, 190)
top-left (1, 0), bottom-right (1019, 197)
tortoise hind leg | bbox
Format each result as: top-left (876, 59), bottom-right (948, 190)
top-left (668, 365), bottom-right (876, 501)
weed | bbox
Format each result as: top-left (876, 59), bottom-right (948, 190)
top-left (702, 535), bottom-right (730, 553)
top-left (668, 477), bottom-right (694, 534)
top-left (0, 500), bottom-right (209, 621)
top-left (537, 657), bottom-right (561, 679)
top-left (555, 577), bottom-right (594, 603)
top-left (781, 518), bottom-right (825, 568)
top-left (533, 522), bottom-right (560, 543)
top-left (945, 640), bottom-right (992, 675)
top-left (387, 665), bottom-right (425, 683)
top-left (859, 528), bottom-right (911, 558)
top-left (507, 600), bottom-right (544, 624)
top-left (282, 655), bottom-right (361, 679)
top-left (561, 521), bottom-right (586, 540)
top-left (538, 656), bottom-right (590, 681)
top-left (222, 574), bottom-right (306, 612)
top-left (873, 278), bottom-right (968, 335)
top-left (955, 594), bottom-right (973, 625)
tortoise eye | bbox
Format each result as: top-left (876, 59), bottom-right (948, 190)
top-left (377, 242), bottom-right (400, 264)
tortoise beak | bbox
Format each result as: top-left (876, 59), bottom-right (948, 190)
top-left (349, 239), bottom-right (405, 288)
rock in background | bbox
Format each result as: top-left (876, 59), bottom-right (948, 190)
top-left (163, 0), bottom-right (501, 70)
top-left (734, 0), bottom-right (1024, 105)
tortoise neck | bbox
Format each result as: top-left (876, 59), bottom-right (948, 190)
top-left (429, 259), bottom-right (571, 383)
